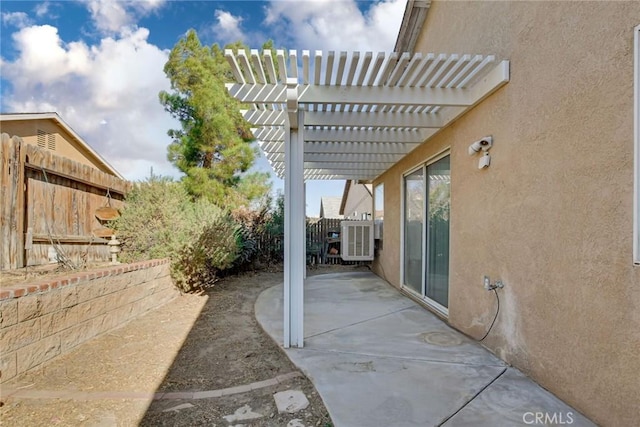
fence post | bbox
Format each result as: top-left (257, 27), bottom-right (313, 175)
top-left (0, 134), bottom-right (26, 269)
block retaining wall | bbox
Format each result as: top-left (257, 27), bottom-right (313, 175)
top-left (0, 259), bottom-right (177, 383)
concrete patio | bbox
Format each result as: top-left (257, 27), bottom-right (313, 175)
top-left (255, 271), bottom-right (595, 427)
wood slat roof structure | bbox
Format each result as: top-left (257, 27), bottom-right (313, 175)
top-left (225, 49), bottom-right (509, 181)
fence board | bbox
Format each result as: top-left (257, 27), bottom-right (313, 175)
top-left (1, 134), bottom-right (11, 268)
top-left (306, 218), bottom-right (344, 265)
top-left (305, 217), bottom-right (371, 266)
top-left (0, 135), bottom-right (26, 269)
top-left (1, 133), bottom-right (130, 270)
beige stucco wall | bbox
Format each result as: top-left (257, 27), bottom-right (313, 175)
top-left (373, 2), bottom-right (640, 425)
top-left (0, 119), bottom-right (111, 174)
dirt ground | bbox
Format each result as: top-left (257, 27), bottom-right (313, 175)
top-left (0, 264), bottom-right (363, 426)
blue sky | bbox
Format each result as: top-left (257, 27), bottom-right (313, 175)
top-left (0, 0), bottom-right (405, 215)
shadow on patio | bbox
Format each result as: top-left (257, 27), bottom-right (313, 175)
top-left (255, 271), bottom-right (595, 427)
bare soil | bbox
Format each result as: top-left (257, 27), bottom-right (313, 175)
top-left (0, 264), bottom-right (360, 426)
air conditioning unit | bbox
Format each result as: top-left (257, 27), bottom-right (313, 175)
top-left (341, 220), bottom-right (374, 261)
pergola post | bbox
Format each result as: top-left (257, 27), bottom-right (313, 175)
top-left (284, 79), bottom-right (305, 348)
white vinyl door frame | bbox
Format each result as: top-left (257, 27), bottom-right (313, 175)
top-left (400, 148), bottom-right (451, 317)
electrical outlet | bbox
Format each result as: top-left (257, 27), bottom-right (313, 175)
top-left (483, 276), bottom-right (491, 290)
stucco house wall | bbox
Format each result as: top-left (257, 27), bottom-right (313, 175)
top-left (0, 114), bottom-right (121, 177)
top-left (373, 2), bottom-right (640, 425)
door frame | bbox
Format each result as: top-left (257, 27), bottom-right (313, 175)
top-left (400, 148), bottom-right (451, 317)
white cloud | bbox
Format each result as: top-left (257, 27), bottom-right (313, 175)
top-left (7, 25), bottom-right (90, 84)
top-left (2, 24), bottom-right (181, 181)
top-left (212, 10), bottom-right (246, 43)
top-left (85, 0), bottom-right (166, 36)
top-left (2, 11), bottom-right (33, 28)
top-left (264, 0), bottom-right (405, 52)
top-left (133, 0), bottom-right (166, 14)
top-left (87, 0), bottom-right (133, 35)
top-left (34, 2), bottom-right (52, 18)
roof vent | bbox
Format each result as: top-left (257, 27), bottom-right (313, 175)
top-left (37, 129), bottom-right (46, 148)
top-left (36, 129), bottom-right (56, 150)
top-left (47, 133), bottom-right (56, 150)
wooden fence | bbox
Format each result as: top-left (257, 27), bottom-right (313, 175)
top-left (0, 133), bottom-right (130, 270)
top-left (306, 217), bottom-right (369, 265)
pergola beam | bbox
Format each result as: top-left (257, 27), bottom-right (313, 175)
top-left (272, 161), bottom-right (393, 170)
top-left (254, 128), bottom-right (431, 143)
top-left (259, 140), bottom-right (421, 154)
top-left (303, 172), bottom-right (379, 180)
top-left (227, 83), bottom-right (476, 106)
top-left (266, 152), bottom-right (406, 163)
top-left (303, 110), bottom-right (445, 128)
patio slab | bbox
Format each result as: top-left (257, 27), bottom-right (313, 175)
top-left (442, 368), bottom-right (595, 426)
top-left (255, 271), bottom-right (595, 427)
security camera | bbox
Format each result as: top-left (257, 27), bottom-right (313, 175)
top-left (468, 136), bottom-right (493, 156)
top-left (478, 152), bottom-right (491, 169)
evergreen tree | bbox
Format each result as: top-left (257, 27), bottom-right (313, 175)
top-left (159, 30), bottom-right (271, 207)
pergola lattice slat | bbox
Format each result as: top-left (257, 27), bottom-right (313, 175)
top-left (225, 49), bottom-right (507, 181)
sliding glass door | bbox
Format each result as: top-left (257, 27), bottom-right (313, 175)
top-left (425, 156), bottom-right (450, 308)
top-left (403, 154), bottom-right (451, 313)
top-left (404, 168), bottom-right (424, 294)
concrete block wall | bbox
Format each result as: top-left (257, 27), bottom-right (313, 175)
top-left (0, 259), bottom-right (177, 383)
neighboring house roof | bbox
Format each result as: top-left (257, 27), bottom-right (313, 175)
top-left (0, 112), bottom-right (123, 179)
top-left (394, 0), bottom-right (431, 53)
top-left (339, 180), bottom-right (353, 215)
top-left (319, 197), bottom-right (343, 219)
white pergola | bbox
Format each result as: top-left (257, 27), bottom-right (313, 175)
top-left (225, 49), bottom-right (509, 348)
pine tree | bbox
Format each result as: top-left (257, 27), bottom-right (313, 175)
top-left (159, 30), bottom-right (271, 207)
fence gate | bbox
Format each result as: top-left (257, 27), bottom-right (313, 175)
top-left (1, 133), bottom-right (129, 270)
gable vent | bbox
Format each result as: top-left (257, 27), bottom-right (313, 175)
top-left (47, 134), bottom-right (56, 150)
top-left (37, 129), bottom-right (46, 148)
top-left (36, 129), bottom-right (56, 150)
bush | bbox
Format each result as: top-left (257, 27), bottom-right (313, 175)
top-left (229, 192), bottom-right (284, 272)
top-left (111, 177), bottom-right (240, 292)
top-left (172, 213), bottom-right (240, 292)
top-left (112, 177), bottom-right (210, 261)
top-left (112, 178), bottom-right (284, 292)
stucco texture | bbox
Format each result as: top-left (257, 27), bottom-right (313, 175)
top-left (373, 2), bottom-right (640, 425)
top-left (1, 119), bottom-right (108, 173)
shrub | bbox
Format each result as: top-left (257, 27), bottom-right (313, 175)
top-left (112, 177), bottom-right (209, 262)
top-left (265, 192), bottom-right (284, 262)
top-left (112, 178), bottom-right (285, 292)
top-left (229, 192), bottom-right (284, 272)
top-left (111, 177), bottom-right (240, 292)
top-left (172, 213), bottom-right (240, 292)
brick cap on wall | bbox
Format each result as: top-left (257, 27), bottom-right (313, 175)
top-left (0, 259), bottom-right (170, 302)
